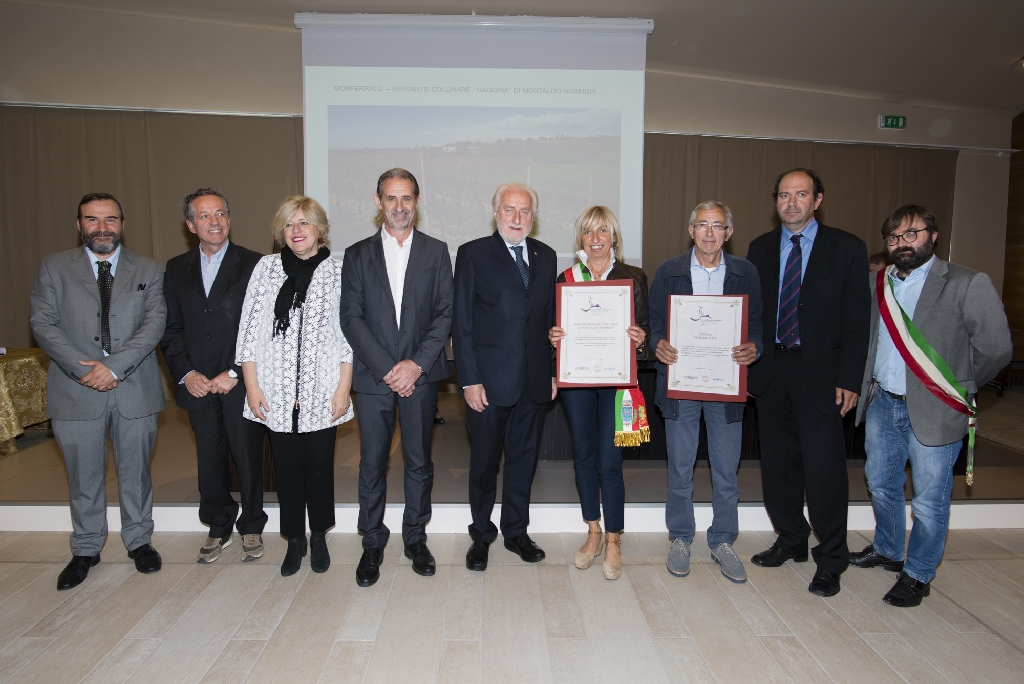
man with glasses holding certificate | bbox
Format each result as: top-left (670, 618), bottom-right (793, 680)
top-left (649, 201), bottom-right (762, 583)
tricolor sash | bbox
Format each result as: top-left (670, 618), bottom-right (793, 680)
top-left (876, 269), bottom-right (978, 484)
top-left (561, 263), bottom-right (650, 446)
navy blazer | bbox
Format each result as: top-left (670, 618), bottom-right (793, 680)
top-left (745, 223), bottom-right (870, 414)
top-left (648, 248), bottom-right (764, 424)
top-left (340, 229), bottom-right (454, 395)
top-left (452, 232), bottom-right (557, 407)
top-left (160, 242), bottom-right (263, 411)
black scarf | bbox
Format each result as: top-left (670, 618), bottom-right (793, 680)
top-left (273, 245), bottom-right (331, 336)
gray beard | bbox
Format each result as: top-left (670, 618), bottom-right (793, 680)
top-left (81, 230), bottom-right (122, 255)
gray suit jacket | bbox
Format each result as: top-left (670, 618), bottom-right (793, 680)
top-left (855, 258), bottom-right (1012, 446)
top-left (30, 246), bottom-right (167, 421)
top-left (340, 229), bottom-right (454, 395)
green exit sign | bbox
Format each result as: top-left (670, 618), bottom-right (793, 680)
top-left (879, 115), bottom-right (907, 129)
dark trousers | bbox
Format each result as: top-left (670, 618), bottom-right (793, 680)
top-left (755, 348), bottom-right (849, 573)
top-left (354, 383), bottom-right (437, 549)
top-left (466, 376), bottom-right (544, 543)
top-left (561, 387), bottom-right (625, 532)
top-left (188, 396), bottom-right (267, 538)
top-left (267, 427), bottom-right (337, 538)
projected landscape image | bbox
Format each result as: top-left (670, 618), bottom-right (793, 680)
top-left (328, 105), bottom-right (621, 254)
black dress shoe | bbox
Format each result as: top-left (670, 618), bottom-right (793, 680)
top-left (356, 547), bottom-right (384, 587)
top-left (281, 536), bottom-right (307, 577)
top-left (751, 545), bottom-right (808, 567)
top-left (127, 544), bottom-right (162, 574)
top-left (57, 554), bottom-right (100, 590)
top-left (504, 534), bottom-right (546, 563)
top-left (808, 568), bottom-right (841, 597)
top-left (883, 572), bottom-right (930, 607)
top-left (310, 532), bottom-right (330, 574)
top-left (466, 540), bottom-right (490, 571)
top-left (849, 544), bottom-right (904, 572)
top-left (404, 541), bottom-right (436, 576)
top-left (433, 416), bottom-right (445, 425)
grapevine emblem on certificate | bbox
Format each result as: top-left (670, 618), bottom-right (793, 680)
top-left (666, 294), bottom-right (748, 402)
top-left (555, 280), bottom-right (637, 388)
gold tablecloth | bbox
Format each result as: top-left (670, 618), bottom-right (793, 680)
top-left (0, 349), bottom-right (50, 450)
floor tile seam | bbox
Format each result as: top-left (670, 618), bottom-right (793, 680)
top-left (974, 557), bottom-right (1024, 593)
top-left (756, 634), bottom-right (841, 684)
top-left (139, 563), bottom-right (227, 641)
top-left (77, 636), bottom-right (157, 684)
top-left (927, 581), bottom-right (1024, 670)
top-left (235, 637), bottom-right (271, 684)
top-left (27, 562), bottom-right (137, 639)
top-left (975, 530), bottom-right (1024, 558)
top-left (0, 636), bottom-right (57, 682)
top-left (242, 568), bottom-right (314, 644)
top-left (863, 632), bottom-right (957, 684)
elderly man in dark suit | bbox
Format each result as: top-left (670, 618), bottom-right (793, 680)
top-left (745, 168), bottom-right (870, 597)
top-left (30, 192), bottom-right (167, 589)
top-left (161, 188), bottom-right (267, 564)
top-left (341, 168), bottom-right (454, 587)
top-left (851, 204), bottom-right (1011, 607)
top-left (452, 182), bottom-right (558, 571)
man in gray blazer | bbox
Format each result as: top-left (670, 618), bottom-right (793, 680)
top-left (851, 204), bottom-right (1011, 607)
top-left (340, 168), bottom-right (454, 587)
top-left (30, 193), bottom-right (167, 590)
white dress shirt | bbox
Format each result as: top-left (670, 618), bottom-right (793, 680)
top-left (382, 228), bottom-right (414, 329)
top-left (503, 237), bottom-right (529, 266)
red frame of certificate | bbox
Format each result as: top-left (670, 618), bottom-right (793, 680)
top-left (665, 294), bottom-right (748, 402)
top-left (555, 279), bottom-right (637, 388)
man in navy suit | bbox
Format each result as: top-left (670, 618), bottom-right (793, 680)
top-left (452, 182), bottom-right (558, 571)
top-left (341, 169), bottom-right (454, 587)
top-left (161, 189), bottom-right (267, 564)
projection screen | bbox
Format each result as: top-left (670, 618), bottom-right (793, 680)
top-left (295, 14), bottom-right (653, 267)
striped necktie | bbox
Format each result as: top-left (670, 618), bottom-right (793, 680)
top-left (777, 235), bottom-right (802, 348)
top-left (512, 245), bottom-right (529, 289)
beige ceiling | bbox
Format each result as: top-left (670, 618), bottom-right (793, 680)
top-left (16, 0), bottom-right (1024, 116)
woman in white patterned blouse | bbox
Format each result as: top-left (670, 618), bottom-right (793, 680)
top-left (237, 196), bottom-right (354, 577)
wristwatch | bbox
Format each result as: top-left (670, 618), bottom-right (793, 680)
top-left (227, 369), bottom-right (238, 379)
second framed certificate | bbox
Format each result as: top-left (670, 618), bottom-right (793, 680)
top-left (666, 294), bottom-right (748, 402)
top-left (556, 279), bottom-right (636, 388)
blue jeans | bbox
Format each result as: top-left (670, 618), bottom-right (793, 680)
top-left (665, 401), bottom-right (742, 546)
top-left (561, 388), bottom-right (625, 532)
top-left (864, 387), bottom-right (961, 583)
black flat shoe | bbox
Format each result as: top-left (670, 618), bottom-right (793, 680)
top-left (57, 554), bottom-right (100, 590)
top-left (127, 544), bottom-right (162, 574)
top-left (466, 540), bottom-right (490, 571)
top-left (883, 572), bottom-right (930, 607)
top-left (281, 536), bottom-right (307, 577)
top-left (849, 544), bottom-right (904, 572)
top-left (751, 545), bottom-right (808, 567)
top-left (808, 568), bottom-right (841, 597)
top-left (404, 541), bottom-right (436, 576)
top-left (504, 534), bottom-right (545, 563)
top-left (310, 532), bottom-right (330, 574)
top-left (356, 547), bottom-right (384, 587)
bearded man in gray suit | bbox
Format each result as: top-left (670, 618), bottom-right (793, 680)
top-left (30, 193), bottom-right (167, 590)
top-left (850, 204), bottom-right (1011, 607)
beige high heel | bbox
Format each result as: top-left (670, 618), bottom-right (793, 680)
top-left (574, 531), bottom-right (604, 569)
top-left (603, 534), bottom-right (622, 580)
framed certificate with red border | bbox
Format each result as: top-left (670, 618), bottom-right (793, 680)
top-left (666, 294), bottom-right (748, 402)
top-left (555, 280), bottom-right (637, 388)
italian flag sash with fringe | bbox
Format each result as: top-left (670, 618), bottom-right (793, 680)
top-left (876, 269), bottom-right (978, 485)
top-left (562, 263), bottom-right (650, 447)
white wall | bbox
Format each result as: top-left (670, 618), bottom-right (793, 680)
top-left (1, 2), bottom-right (1013, 287)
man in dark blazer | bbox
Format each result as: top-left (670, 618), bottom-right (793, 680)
top-left (30, 193), bottom-right (166, 589)
top-left (160, 189), bottom-right (267, 564)
top-left (341, 169), bottom-right (454, 587)
top-left (745, 168), bottom-right (870, 597)
top-left (452, 182), bottom-right (558, 571)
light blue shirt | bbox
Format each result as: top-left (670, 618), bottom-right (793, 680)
top-left (84, 245), bottom-right (120, 371)
top-left (775, 218), bottom-right (818, 343)
top-left (873, 256), bottom-right (936, 395)
top-left (689, 249), bottom-right (726, 295)
top-left (200, 241), bottom-right (230, 296)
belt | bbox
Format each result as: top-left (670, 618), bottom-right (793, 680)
top-left (882, 388), bottom-right (906, 402)
top-left (775, 343), bottom-right (801, 352)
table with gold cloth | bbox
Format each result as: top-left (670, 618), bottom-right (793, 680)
top-left (0, 348), bottom-right (50, 455)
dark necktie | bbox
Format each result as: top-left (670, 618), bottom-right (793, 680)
top-left (97, 260), bottom-right (112, 354)
top-left (777, 235), bottom-right (802, 348)
top-left (512, 245), bottom-right (529, 289)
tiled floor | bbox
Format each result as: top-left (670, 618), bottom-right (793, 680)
top-left (1, 528), bottom-right (1024, 683)
top-left (2, 392), bottom-right (1024, 506)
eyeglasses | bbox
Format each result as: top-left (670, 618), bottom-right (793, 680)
top-left (884, 229), bottom-right (924, 246)
top-left (693, 221), bottom-right (730, 233)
